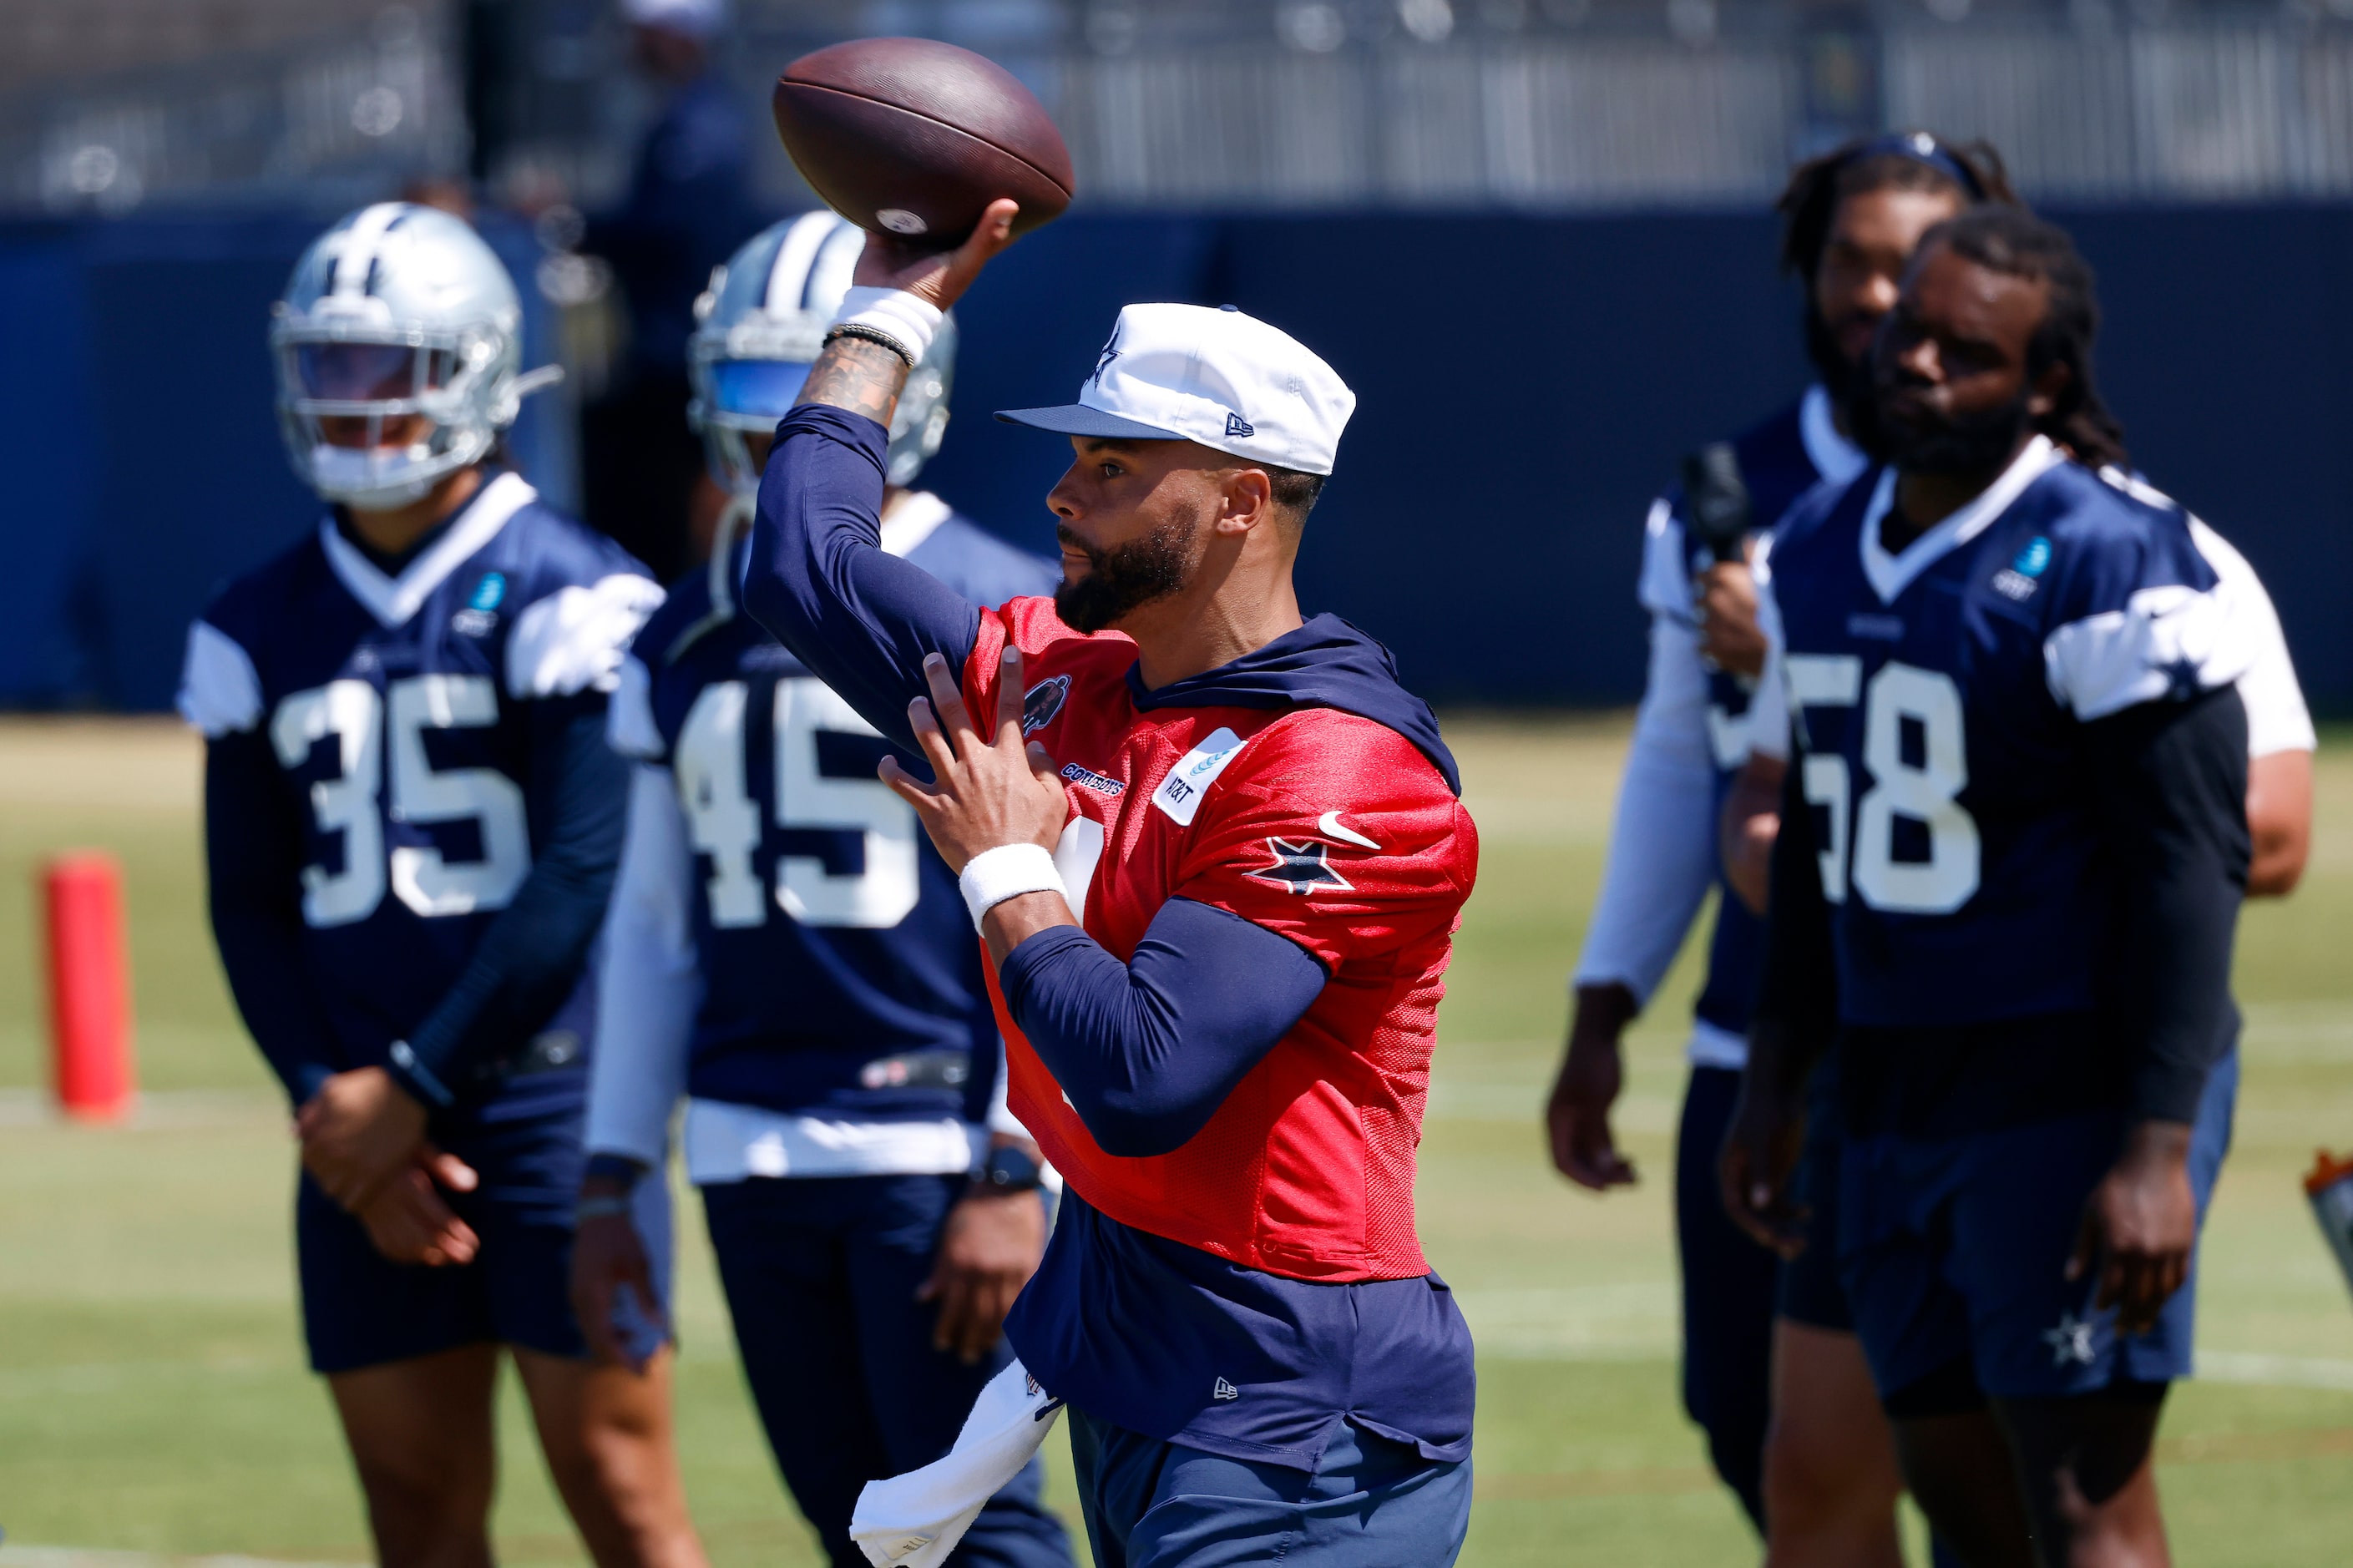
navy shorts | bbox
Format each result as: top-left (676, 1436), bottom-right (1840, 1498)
top-left (296, 1105), bottom-right (672, 1375)
top-left (1839, 1050), bottom-right (2239, 1405)
top-left (1775, 1097), bottom-right (1854, 1332)
top-left (1066, 1409), bottom-right (1471, 1568)
top-left (702, 1174), bottom-right (1072, 1568)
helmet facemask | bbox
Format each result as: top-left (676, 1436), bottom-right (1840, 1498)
top-left (272, 311), bottom-right (518, 509)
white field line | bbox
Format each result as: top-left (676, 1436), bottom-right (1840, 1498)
top-left (0, 1550), bottom-right (353, 1567)
top-left (2197, 1350), bottom-right (2353, 1393)
top-left (0, 1089), bottom-right (279, 1130)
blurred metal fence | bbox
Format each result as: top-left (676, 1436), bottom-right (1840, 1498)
top-left (1044, 41), bottom-right (1799, 207)
top-left (0, 8), bottom-right (463, 215)
top-left (1884, 23), bottom-right (2353, 200)
top-left (10, 3), bottom-right (2353, 216)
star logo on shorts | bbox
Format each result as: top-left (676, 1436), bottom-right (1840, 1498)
top-left (1247, 837), bottom-right (1353, 895)
top-left (2042, 1311), bottom-right (2100, 1368)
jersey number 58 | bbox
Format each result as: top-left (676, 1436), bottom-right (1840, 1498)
top-left (1784, 657), bottom-right (1981, 914)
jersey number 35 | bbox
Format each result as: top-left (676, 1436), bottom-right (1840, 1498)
top-left (272, 675), bottom-right (530, 928)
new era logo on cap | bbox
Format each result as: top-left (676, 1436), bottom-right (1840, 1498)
top-left (995, 303), bottom-right (1355, 476)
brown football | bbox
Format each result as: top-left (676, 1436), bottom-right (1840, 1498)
top-left (772, 37), bottom-right (1075, 250)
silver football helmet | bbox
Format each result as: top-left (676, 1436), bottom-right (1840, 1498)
top-left (688, 211), bottom-right (957, 497)
top-left (270, 202), bottom-right (560, 509)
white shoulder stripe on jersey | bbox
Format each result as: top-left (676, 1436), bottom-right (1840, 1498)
top-left (320, 470), bottom-right (538, 628)
top-left (507, 572), bottom-right (666, 699)
top-left (2042, 581), bottom-right (2258, 721)
top-left (606, 654), bottom-right (665, 759)
top-left (2186, 516), bottom-right (2315, 756)
top-left (175, 620), bottom-right (265, 738)
top-left (1797, 383), bottom-right (1869, 491)
top-left (2096, 468), bottom-right (2317, 757)
top-left (1636, 495), bottom-right (1691, 620)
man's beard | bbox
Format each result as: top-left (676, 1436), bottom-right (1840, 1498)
top-left (1054, 516), bottom-right (1196, 635)
top-left (1850, 370), bottom-right (2036, 477)
top-left (1804, 303), bottom-right (1865, 405)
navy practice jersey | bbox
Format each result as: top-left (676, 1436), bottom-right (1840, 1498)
top-left (609, 494), bottom-right (1058, 1121)
top-left (180, 472), bottom-right (661, 1114)
top-left (1600, 386), bottom-right (1863, 1051)
top-left (1763, 437), bottom-right (2254, 1027)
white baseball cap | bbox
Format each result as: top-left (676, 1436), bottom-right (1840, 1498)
top-left (996, 303), bottom-right (1355, 477)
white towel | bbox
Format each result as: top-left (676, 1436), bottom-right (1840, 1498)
top-left (852, 1358), bottom-right (1064, 1566)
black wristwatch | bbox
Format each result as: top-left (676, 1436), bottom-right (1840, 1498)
top-left (971, 1142), bottom-right (1045, 1195)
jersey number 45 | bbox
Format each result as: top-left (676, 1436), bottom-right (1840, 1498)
top-left (675, 676), bottom-right (920, 931)
top-left (1786, 657), bottom-right (1981, 915)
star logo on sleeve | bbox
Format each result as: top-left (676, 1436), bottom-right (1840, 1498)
top-left (2153, 654), bottom-right (2206, 701)
top-left (1247, 837), bottom-right (1354, 895)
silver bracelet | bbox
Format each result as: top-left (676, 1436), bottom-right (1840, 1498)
top-left (576, 1194), bottom-right (634, 1223)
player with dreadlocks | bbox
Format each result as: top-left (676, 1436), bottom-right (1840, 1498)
top-left (1719, 177), bottom-right (2314, 1568)
top-left (1546, 132), bottom-right (2011, 1553)
top-left (1725, 205), bottom-right (2273, 1565)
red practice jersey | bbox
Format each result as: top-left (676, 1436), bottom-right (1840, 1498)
top-left (966, 599), bottom-right (1479, 1282)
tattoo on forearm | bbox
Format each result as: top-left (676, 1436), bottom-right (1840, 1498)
top-left (802, 336), bottom-right (910, 426)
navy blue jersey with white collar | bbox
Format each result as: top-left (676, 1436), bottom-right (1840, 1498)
top-left (1764, 437), bottom-right (2254, 1027)
top-left (179, 471), bottom-right (660, 1117)
top-left (610, 495), bottom-right (1056, 1123)
top-left (1615, 387), bottom-right (1865, 1050)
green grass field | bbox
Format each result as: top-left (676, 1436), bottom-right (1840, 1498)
top-left (3, 714), bottom-right (2351, 1565)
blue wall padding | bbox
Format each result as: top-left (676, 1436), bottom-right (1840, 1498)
top-left (0, 236), bottom-right (101, 699)
top-left (0, 211), bottom-right (575, 711)
top-left (3, 205), bottom-right (2349, 712)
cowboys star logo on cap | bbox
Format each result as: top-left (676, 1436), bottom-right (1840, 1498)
top-left (1022, 675), bottom-right (1071, 734)
top-left (1247, 837), bottom-right (1354, 895)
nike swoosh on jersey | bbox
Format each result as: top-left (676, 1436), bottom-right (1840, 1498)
top-left (1318, 811), bottom-right (1380, 849)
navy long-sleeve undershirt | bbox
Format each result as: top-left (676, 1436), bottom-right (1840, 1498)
top-left (743, 404), bottom-right (981, 751)
top-left (997, 898), bottom-right (1330, 1157)
top-left (1759, 688), bottom-right (2248, 1134)
top-left (204, 706), bottom-right (628, 1112)
top-left (390, 704), bottom-right (630, 1106)
top-left (2090, 682), bottom-right (2249, 1123)
top-left (205, 728), bottom-right (342, 1108)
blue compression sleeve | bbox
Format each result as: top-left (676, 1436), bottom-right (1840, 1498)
top-left (388, 704), bottom-right (630, 1107)
top-left (742, 403), bottom-right (984, 751)
top-left (204, 730), bottom-right (340, 1108)
top-left (995, 898), bottom-right (1328, 1158)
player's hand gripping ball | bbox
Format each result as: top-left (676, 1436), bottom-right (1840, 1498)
top-left (772, 36), bottom-right (1075, 250)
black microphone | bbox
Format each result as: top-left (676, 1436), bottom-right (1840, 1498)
top-left (1680, 442), bottom-right (1752, 565)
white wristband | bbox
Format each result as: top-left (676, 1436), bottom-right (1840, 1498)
top-left (959, 843), bottom-right (1067, 932)
top-left (832, 286), bottom-right (944, 366)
